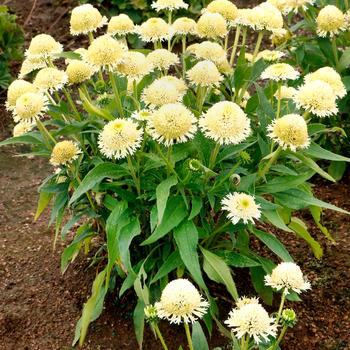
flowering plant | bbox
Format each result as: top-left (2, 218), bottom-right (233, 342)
top-left (1, 0), bottom-right (350, 347)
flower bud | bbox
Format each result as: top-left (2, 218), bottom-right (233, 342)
top-left (144, 304), bottom-right (158, 322)
top-left (282, 308), bottom-right (297, 327)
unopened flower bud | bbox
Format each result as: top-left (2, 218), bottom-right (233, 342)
top-left (189, 159), bottom-right (202, 172)
top-left (144, 304), bottom-right (158, 322)
top-left (282, 308), bottom-right (297, 327)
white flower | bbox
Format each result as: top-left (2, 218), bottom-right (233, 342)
top-left (221, 192), bottom-right (261, 225)
top-left (264, 262), bottom-right (311, 294)
top-left (155, 279), bottom-right (209, 324)
top-left (225, 304), bottom-right (277, 344)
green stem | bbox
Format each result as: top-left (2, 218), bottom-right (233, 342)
top-left (196, 86), bottom-right (207, 113)
top-left (154, 324), bottom-right (169, 350)
top-left (109, 71), bottom-right (125, 117)
top-left (332, 36), bottom-right (339, 70)
top-left (155, 143), bottom-right (182, 182)
top-left (241, 27), bottom-right (247, 50)
top-left (133, 79), bottom-right (140, 110)
top-left (184, 323), bottom-right (194, 350)
top-left (81, 83), bottom-right (92, 102)
top-left (252, 31), bottom-right (264, 63)
top-left (62, 87), bottom-right (81, 120)
top-left (345, 0), bottom-right (349, 10)
top-left (276, 82), bottom-right (282, 119)
top-left (167, 11), bottom-right (172, 50)
top-left (224, 35), bottom-right (229, 52)
top-left (258, 146), bottom-right (282, 179)
top-left (275, 290), bottom-right (287, 325)
top-left (268, 325), bottom-right (288, 350)
top-left (229, 25), bottom-right (241, 65)
top-left (203, 220), bottom-right (231, 247)
top-left (76, 174), bottom-right (97, 211)
top-left (182, 36), bottom-right (187, 80)
top-left (88, 32), bottom-right (94, 44)
top-left (127, 156), bottom-right (141, 196)
top-left (36, 119), bottom-right (56, 147)
top-left (208, 143), bottom-right (221, 169)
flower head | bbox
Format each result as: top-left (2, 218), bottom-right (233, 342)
top-left (269, 0), bottom-right (315, 14)
top-left (199, 101), bottom-right (250, 145)
top-left (13, 92), bottom-right (48, 123)
top-left (151, 0), bottom-right (188, 11)
top-left (172, 17), bottom-right (198, 35)
top-left (264, 262), bottom-right (311, 294)
top-left (26, 34), bottom-right (63, 59)
top-left (141, 76), bottom-right (187, 108)
top-left (316, 5), bottom-right (346, 37)
top-left (147, 49), bottom-right (179, 71)
top-left (34, 67), bottom-right (68, 92)
top-left (225, 304), bottom-right (277, 344)
top-left (50, 140), bottom-right (81, 166)
top-left (6, 80), bottom-right (37, 111)
top-left (19, 57), bottom-right (47, 78)
top-left (282, 309), bottom-right (297, 326)
top-left (84, 34), bottom-right (126, 70)
top-left (294, 80), bottom-right (338, 117)
top-left (13, 121), bottom-right (35, 137)
top-left (275, 86), bottom-right (296, 100)
top-left (261, 63), bottom-right (300, 81)
top-left (131, 109), bottom-right (153, 121)
top-left (191, 41), bottom-right (226, 65)
top-left (255, 2), bottom-right (284, 34)
top-left (117, 51), bottom-right (150, 79)
top-left (98, 119), bottom-right (143, 159)
top-left (197, 12), bottom-right (228, 39)
top-left (221, 192), bottom-right (261, 225)
top-left (205, 0), bottom-right (238, 24)
top-left (304, 67), bottom-right (346, 98)
top-left (144, 305), bottom-right (158, 322)
top-left (236, 296), bottom-right (260, 309)
top-left (137, 18), bottom-right (173, 42)
top-left (70, 4), bottom-right (107, 35)
top-left (66, 60), bottom-right (96, 84)
top-left (256, 49), bottom-right (285, 62)
top-left (147, 103), bottom-right (197, 146)
top-left (268, 114), bottom-right (310, 151)
top-left (107, 14), bottom-right (135, 35)
top-left (234, 8), bottom-right (258, 29)
top-left (187, 60), bottom-right (223, 87)
top-left (155, 279), bottom-right (209, 324)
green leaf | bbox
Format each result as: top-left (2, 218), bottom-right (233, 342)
top-left (79, 269), bottom-right (107, 346)
top-left (134, 298), bottom-right (145, 349)
top-left (250, 266), bottom-right (273, 305)
top-left (303, 142), bottom-right (350, 162)
top-left (200, 247), bottom-right (238, 301)
top-left (141, 197), bottom-right (187, 245)
top-left (328, 161), bottom-right (346, 181)
top-left (274, 188), bottom-right (350, 214)
top-left (263, 210), bottom-right (293, 232)
top-left (34, 191), bottom-right (53, 221)
top-left (0, 133), bottom-right (43, 146)
top-left (69, 163), bottom-right (128, 205)
top-left (257, 170), bottom-right (314, 194)
top-left (188, 197), bottom-right (203, 220)
top-left (216, 251), bottom-right (260, 267)
top-left (293, 153), bottom-right (335, 182)
top-left (309, 206), bottom-right (334, 242)
top-left (288, 217), bottom-right (323, 259)
top-left (174, 221), bottom-right (207, 290)
top-left (252, 228), bottom-right (293, 262)
top-left (156, 175), bottom-right (178, 224)
top-left (192, 322), bottom-right (209, 350)
top-left (150, 250), bottom-right (182, 284)
top-left (339, 47), bottom-right (350, 72)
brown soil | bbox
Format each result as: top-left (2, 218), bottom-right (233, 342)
top-left (1, 0), bottom-right (350, 349)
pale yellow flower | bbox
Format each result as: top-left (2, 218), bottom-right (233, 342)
top-left (26, 34), bottom-right (63, 59)
top-left (13, 92), bottom-right (48, 123)
top-left (137, 18), bottom-right (173, 42)
top-left (191, 41), bottom-right (226, 65)
top-left (107, 14), bottom-right (135, 35)
top-left (172, 17), bottom-right (198, 35)
top-left (221, 192), bottom-right (261, 225)
top-left (304, 67), bottom-right (346, 98)
top-left (197, 12), bottom-right (228, 39)
top-left (254, 2), bottom-right (284, 34)
top-left (147, 103), bottom-right (197, 145)
top-left (151, 0), bottom-right (188, 11)
top-left (155, 279), bottom-right (209, 324)
top-left (316, 5), bottom-right (346, 37)
top-left (256, 50), bottom-right (285, 62)
top-left (261, 63), bottom-right (300, 81)
top-left (84, 34), bottom-right (126, 70)
top-left (117, 51), bottom-right (151, 79)
top-left (70, 4), bottom-right (107, 35)
top-left (6, 80), bottom-right (37, 111)
top-left (98, 119), bottom-right (143, 159)
top-left (268, 114), bottom-right (310, 151)
top-left (34, 67), bottom-right (68, 92)
top-left (275, 86), bottom-right (297, 99)
top-left (66, 60), bottom-right (96, 84)
top-left (199, 101), bottom-right (251, 145)
top-left (205, 0), bottom-right (238, 25)
top-left (147, 49), bottom-right (179, 71)
top-left (50, 140), bottom-right (81, 166)
top-left (13, 121), bottom-right (35, 137)
top-left (187, 60), bottom-right (223, 87)
top-left (19, 57), bottom-right (47, 78)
